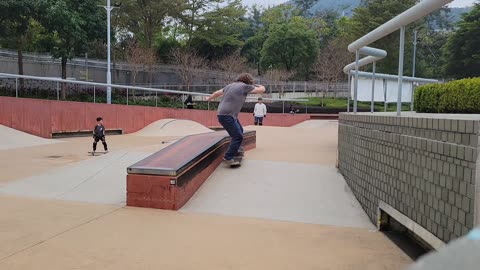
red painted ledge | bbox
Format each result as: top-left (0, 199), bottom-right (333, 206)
top-left (126, 130), bottom-right (256, 210)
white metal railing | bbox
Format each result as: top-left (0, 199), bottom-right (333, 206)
top-left (343, 47), bottom-right (387, 113)
top-left (0, 73), bottom-right (309, 112)
top-left (347, 71), bottom-right (438, 83)
top-left (345, 0), bottom-right (452, 115)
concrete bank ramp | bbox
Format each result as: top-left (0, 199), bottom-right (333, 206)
top-left (0, 125), bottom-right (61, 150)
top-left (293, 120), bottom-right (338, 129)
top-left (134, 119), bottom-right (213, 137)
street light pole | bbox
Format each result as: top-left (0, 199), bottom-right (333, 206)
top-left (411, 30), bottom-right (418, 112)
top-left (105, 0), bottom-right (113, 104)
top-left (412, 30), bottom-right (417, 78)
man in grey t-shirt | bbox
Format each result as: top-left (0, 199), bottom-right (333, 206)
top-left (207, 73), bottom-right (265, 165)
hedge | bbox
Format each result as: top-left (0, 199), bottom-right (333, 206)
top-left (414, 77), bottom-right (480, 113)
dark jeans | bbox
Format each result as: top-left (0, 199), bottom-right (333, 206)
top-left (218, 115), bottom-right (243, 160)
top-left (93, 136), bottom-right (108, 151)
top-left (254, 116), bottom-right (263, 126)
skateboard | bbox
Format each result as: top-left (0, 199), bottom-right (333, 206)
top-left (230, 155), bottom-right (243, 168)
top-left (88, 151), bottom-right (108, 156)
top-left (230, 148), bottom-right (245, 168)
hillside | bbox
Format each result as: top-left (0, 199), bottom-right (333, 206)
top-left (310, 0), bottom-right (361, 16)
top-left (306, 0), bottom-right (472, 25)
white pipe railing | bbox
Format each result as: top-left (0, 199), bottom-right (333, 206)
top-left (0, 73), bottom-right (308, 103)
top-left (344, 56), bottom-right (382, 74)
top-left (345, 0), bottom-right (451, 115)
top-left (348, 0), bottom-right (453, 52)
top-left (348, 71), bottom-right (438, 83)
top-left (358, 47), bottom-right (388, 58)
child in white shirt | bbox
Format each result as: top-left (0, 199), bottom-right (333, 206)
top-left (253, 97), bottom-right (267, 126)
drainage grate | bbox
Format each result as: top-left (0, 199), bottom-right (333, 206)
top-left (47, 155), bottom-right (63, 159)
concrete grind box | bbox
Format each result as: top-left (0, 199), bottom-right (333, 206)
top-left (338, 113), bottom-right (480, 245)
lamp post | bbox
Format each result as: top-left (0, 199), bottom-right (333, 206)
top-left (102, 1), bottom-right (121, 104)
top-left (411, 30), bottom-right (418, 111)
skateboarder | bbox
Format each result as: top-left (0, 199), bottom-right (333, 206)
top-left (92, 117), bottom-right (108, 155)
top-left (253, 97), bottom-right (267, 126)
top-left (206, 73), bottom-right (265, 166)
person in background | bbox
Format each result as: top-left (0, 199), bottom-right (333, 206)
top-left (253, 97), bottom-right (267, 126)
top-left (184, 94), bottom-right (194, 109)
top-left (207, 73), bottom-right (266, 166)
top-left (92, 117), bottom-right (108, 155)
top-left (289, 104), bottom-right (296, 114)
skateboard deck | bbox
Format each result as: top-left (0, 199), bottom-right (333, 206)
top-left (88, 151), bottom-right (108, 156)
top-left (230, 156), bottom-right (243, 167)
top-left (227, 148), bottom-right (244, 167)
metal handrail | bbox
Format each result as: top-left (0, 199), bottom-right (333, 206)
top-left (348, 0), bottom-right (453, 52)
top-left (0, 73), bottom-right (308, 103)
top-left (345, 0), bottom-right (452, 115)
top-left (347, 71), bottom-right (438, 83)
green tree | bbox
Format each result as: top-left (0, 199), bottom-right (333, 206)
top-left (315, 9), bottom-right (351, 47)
top-left (177, 0), bottom-right (222, 48)
top-left (293, 0), bottom-right (316, 16)
top-left (443, 3), bottom-right (480, 79)
top-left (261, 16), bottom-right (319, 75)
top-left (190, 0), bottom-right (248, 59)
top-left (118, 0), bottom-right (180, 49)
top-left (154, 25), bottom-right (182, 62)
top-left (412, 28), bottom-right (449, 79)
top-left (0, 0), bottom-right (37, 78)
top-left (348, 0), bottom-right (418, 74)
top-left (242, 5), bottom-right (267, 74)
top-left (37, 0), bottom-right (106, 99)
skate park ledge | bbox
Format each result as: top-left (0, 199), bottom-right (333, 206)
top-left (126, 130), bottom-right (256, 210)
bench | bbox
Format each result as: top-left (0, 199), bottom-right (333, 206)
top-left (52, 129), bottom-right (123, 138)
top-left (126, 130), bottom-right (256, 210)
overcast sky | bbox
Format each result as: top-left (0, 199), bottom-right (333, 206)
top-left (242, 0), bottom-right (478, 8)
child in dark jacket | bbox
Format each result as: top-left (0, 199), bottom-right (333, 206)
top-left (92, 117), bottom-right (108, 155)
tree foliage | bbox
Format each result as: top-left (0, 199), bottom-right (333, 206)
top-left (118, 0), bottom-right (180, 49)
top-left (261, 15), bottom-right (318, 73)
top-left (36, 0), bottom-right (106, 98)
top-left (190, 0), bottom-right (248, 59)
top-left (443, 3), bottom-right (480, 79)
top-left (0, 0), bottom-right (37, 78)
top-left (347, 0), bottom-right (418, 74)
top-left (171, 48), bottom-right (207, 90)
top-left (1, 0), bottom-right (478, 86)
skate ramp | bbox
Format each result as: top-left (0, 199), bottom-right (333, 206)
top-left (181, 159), bottom-right (373, 229)
top-left (0, 125), bottom-right (61, 150)
top-left (134, 119), bottom-right (213, 137)
top-left (293, 120), bottom-right (338, 129)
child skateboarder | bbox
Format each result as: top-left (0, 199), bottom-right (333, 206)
top-left (92, 117), bottom-right (108, 155)
top-left (253, 97), bottom-right (267, 126)
top-left (206, 73), bottom-right (265, 166)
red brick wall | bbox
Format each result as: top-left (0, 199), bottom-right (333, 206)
top-left (0, 97), bottom-right (312, 138)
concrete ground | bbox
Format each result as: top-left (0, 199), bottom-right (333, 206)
top-left (0, 120), bottom-right (413, 270)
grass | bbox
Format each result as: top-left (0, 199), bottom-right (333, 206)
top-left (296, 97), bottom-right (411, 112)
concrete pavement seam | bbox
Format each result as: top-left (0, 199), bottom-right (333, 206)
top-left (0, 206), bottom-right (123, 262)
top-left (55, 152), bottom-right (129, 200)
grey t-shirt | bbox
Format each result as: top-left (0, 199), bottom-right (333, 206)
top-left (217, 82), bottom-right (255, 118)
